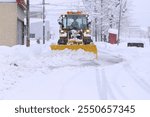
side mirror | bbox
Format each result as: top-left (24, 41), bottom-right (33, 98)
top-left (58, 22), bottom-right (62, 25)
top-left (58, 22), bottom-right (64, 28)
top-left (88, 21), bottom-right (91, 25)
top-left (58, 18), bottom-right (62, 25)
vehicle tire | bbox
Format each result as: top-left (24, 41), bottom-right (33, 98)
top-left (58, 39), bottom-right (68, 45)
top-left (83, 38), bottom-right (93, 45)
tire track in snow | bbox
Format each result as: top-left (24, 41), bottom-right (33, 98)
top-left (58, 66), bottom-right (108, 100)
top-left (123, 63), bottom-right (150, 94)
top-left (94, 48), bottom-right (124, 100)
top-left (95, 67), bottom-right (116, 100)
top-left (59, 68), bottom-right (83, 99)
top-left (95, 68), bottom-right (107, 99)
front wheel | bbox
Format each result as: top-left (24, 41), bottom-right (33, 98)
top-left (83, 38), bottom-right (93, 45)
top-left (58, 39), bottom-right (68, 45)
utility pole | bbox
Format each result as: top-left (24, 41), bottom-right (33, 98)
top-left (94, 0), bottom-right (98, 42)
top-left (100, 0), bottom-right (103, 41)
top-left (118, 0), bottom-right (122, 44)
top-left (43, 0), bottom-right (46, 44)
top-left (26, 0), bottom-right (30, 47)
top-left (148, 27), bottom-right (150, 45)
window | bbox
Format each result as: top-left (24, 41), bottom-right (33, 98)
top-left (62, 15), bottom-right (88, 30)
top-left (30, 33), bottom-right (35, 38)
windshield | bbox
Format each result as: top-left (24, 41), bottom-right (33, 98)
top-left (62, 15), bottom-right (88, 30)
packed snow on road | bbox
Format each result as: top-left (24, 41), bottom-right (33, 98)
top-left (0, 40), bottom-right (150, 100)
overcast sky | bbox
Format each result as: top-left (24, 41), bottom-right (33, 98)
top-left (30, 0), bottom-right (150, 28)
top-left (132, 0), bottom-right (150, 28)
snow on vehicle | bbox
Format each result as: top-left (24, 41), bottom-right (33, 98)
top-left (50, 11), bottom-right (97, 58)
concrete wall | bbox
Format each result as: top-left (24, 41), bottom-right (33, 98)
top-left (0, 3), bottom-right (17, 46)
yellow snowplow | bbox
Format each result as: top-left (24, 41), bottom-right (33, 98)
top-left (50, 11), bottom-right (98, 58)
top-left (51, 44), bottom-right (97, 55)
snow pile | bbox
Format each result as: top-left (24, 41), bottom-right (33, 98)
top-left (0, 43), bottom-right (96, 99)
top-left (1, 41), bottom-right (150, 100)
top-left (3, 44), bottom-right (96, 67)
top-left (48, 49), bottom-right (96, 66)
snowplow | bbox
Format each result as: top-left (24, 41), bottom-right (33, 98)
top-left (50, 11), bottom-right (97, 58)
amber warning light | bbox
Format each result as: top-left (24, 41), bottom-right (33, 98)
top-left (67, 11), bottom-right (82, 14)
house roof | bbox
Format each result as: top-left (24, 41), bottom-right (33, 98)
top-left (108, 29), bottom-right (118, 34)
top-left (0, 0), bottom-right (16, 2)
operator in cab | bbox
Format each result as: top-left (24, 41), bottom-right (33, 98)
top-left (71, 17), bottom-right (79, 29)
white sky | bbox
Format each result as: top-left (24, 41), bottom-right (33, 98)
top-left (30, 0), bottom-right (150, 28)
top-left (132, 0), bottom-right (150, 27)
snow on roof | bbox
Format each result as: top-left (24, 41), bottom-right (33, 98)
top-left (0, 0), bottom-right (16, 2)
top-left (108, 29), bottom-right (118, 34)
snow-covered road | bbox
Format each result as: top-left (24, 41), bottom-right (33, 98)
top-left (0, 42), bottom-right (150, 100)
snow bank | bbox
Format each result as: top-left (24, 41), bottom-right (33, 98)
top-left (1, 41), bottom-right (150, 100)
top-left (0, 42), bottom-right (97, 99)
top-left (0, 44), bottom-right (96, 67)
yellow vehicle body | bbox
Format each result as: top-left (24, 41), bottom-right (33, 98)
top-left (50, 11), bottom-right (98, 59)
top-left (50, 44), bottom-right (98, 58)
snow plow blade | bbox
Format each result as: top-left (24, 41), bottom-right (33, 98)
top-left (50, 44), bottom-right (98, 58)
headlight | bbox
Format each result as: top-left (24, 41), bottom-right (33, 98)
top-left (60, 30), bottom-right (64, 33)
top-left (60, 31), bottom-right (67, 37)
top-left (86, 29), bottom-right (90, 33)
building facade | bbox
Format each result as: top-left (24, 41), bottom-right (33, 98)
top-left (30, 21), bottom-right (50, 42)
top-left (0, 0), bottom-right (26, 46)
top-left (122, 26), bottom-right (148, 39)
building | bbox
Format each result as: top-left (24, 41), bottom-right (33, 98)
top-left (108, 29), bottom-right (118, 44)
top-left (0, 0), bottom-right (26, 46)
top-left (148, 27), bottom-right (150, 38)
top-left (30, 20), bottom-right (50, 42)
top-left (122, 26), bottom-right (148, 38)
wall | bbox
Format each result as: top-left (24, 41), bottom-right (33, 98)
top-left (0, 3), bottom-right (17, 46)
top-left (30, 21), bottom-right (50, 41)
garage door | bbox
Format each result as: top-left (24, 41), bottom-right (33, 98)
top-left (17, 19), bottom-right (24, 45)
